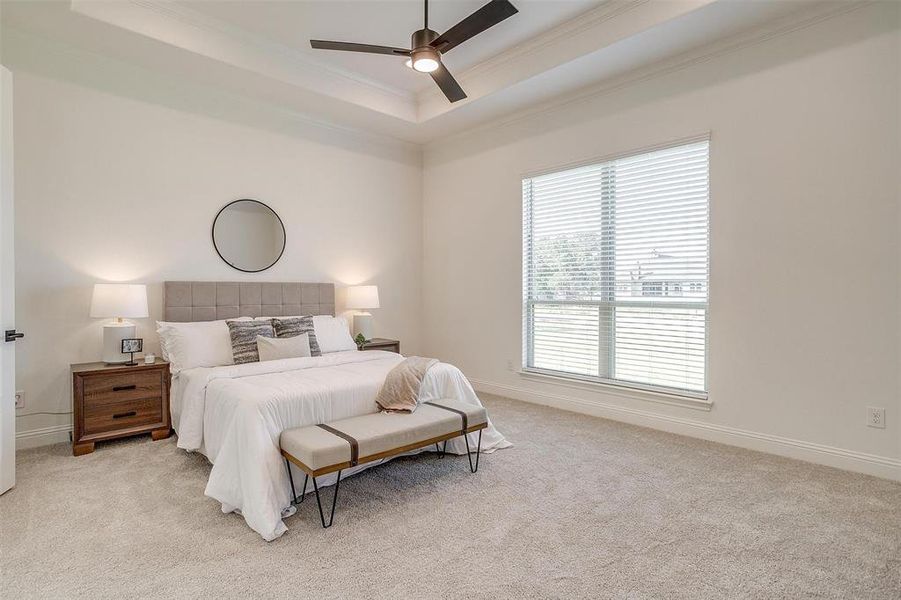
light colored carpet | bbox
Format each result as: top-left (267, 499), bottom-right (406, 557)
top-left (1, 394), bottom-right (899, 599)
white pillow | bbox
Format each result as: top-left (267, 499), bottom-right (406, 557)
top-left (257, 333), bottom-right (312, 362)
top-left (312, 316), bottom-right (358, 353)
top-left (156, 317), bottom-right (251, 374)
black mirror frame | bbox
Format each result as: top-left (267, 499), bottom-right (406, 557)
top-left (211, 198), bottom-right (286, 273)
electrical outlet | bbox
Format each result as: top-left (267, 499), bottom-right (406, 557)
top-left (867, 407), bottom-right (885, 429)
top-left (14, 390), bottom-right (24, 410)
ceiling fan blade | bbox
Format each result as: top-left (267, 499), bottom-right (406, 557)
top-left (430, 0), bottom-right (518, 54)
top-left (310, 40), bottom-right (411, 56)
top-left (430, 63), bottom-right (467, 103)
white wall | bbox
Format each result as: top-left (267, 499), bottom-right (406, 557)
top-left (12, 72), bottom-right (422, 446)
top-left (422, 4), bottom-right (901, 478)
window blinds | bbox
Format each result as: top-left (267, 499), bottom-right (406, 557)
top-left (523, 138), bottom-right (709, 395)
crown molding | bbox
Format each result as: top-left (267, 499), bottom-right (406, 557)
top-left (416, 0), bottom-right (719, 121)
top-left (426, 0), bottom-right (873, 148)
top-left (129, 0), bottom-right (414, 102)
top-left (69, 0), bottom-right (419, 122)
top-left (417, 0), bottom-right (649, 104)
top-left (0, 25), bottom-right (421, 152)
top-left (6, 0), bottom-right (878, 144)
top-left (70, 0), bottom-right (713, 125)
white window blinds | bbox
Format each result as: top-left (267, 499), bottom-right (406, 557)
top-left (523, 138), bottom-right (709, 395)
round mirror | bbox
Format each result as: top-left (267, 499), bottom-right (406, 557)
top-left (212, 199), bottom-right (286, 273)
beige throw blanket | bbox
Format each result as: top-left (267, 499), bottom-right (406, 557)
top-left (375, 356), bottom-right (438, 413)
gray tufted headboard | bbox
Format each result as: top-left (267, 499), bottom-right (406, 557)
top-left (163, 281), bottom-right (335, 322)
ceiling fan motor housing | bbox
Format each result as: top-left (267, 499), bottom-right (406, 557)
top-left (412, 28), bottom-right (439, 52)
top-left (410, 29), bottom-right (441, 72)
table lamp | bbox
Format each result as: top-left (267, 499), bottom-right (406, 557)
top-left (345, 285), bottom-right (379, 340)
top-left (90, 283), bottom-right (149, 364)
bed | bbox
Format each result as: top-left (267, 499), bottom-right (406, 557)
top-left (161, 281), bottom-right (511, 541)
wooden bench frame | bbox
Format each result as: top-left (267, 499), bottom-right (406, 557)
top-left (281, 422), bottom-right (487, 528)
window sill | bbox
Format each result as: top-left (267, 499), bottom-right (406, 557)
top-left (518, 369), bottom-right (712, 411)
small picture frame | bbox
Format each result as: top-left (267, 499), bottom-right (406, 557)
top-left (121, 338), bottom-right (143, 366)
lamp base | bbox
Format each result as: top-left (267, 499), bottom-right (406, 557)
top-left (102, 321), bottom-right (135, 364)
top-left (352, 313), bottom-right (373, 340)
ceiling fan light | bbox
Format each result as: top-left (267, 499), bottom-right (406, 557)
top-left (412, 57), bottom-right (439, 73)
top-left (410, 46), bottom-right (440, 73)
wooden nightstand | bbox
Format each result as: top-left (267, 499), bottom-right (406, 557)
top-left (71, 359), bottom-right (171, 456)
top-left (360, 338), bottom-right (401, 354)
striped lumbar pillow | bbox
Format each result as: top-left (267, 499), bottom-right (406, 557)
top-left (227, 320), bottom-right (275, 364)
top-left (271, 316), bottom-right (321, 356)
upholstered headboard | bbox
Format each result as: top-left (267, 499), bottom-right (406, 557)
top-left (163, 281), bottom-right (335, 322)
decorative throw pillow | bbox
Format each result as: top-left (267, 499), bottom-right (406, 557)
top-left (271, 316), bottom-right (321, 356)
top-left (312, 315), bottom-right (358, 353)
top-left (257, 333), bottom-right (312, 362)
top-left (227, 320), bottom-right (275, 364)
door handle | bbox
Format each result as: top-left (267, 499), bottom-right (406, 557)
top-left (4, 330), bottom-right (24, 342)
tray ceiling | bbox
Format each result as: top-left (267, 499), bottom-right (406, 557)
top-left (0, 0), bottom-right (843, 144)
top-left (178, 0), bottom-right (599, 94)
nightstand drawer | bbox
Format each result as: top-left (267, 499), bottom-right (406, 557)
top-left (83, 398), bottom-right (163, 435)
top-left (83, 370), bottom-right (163, 406)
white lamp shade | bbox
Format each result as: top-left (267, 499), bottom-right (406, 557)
top-left (345, 285), bottom-right (380, 310)
top-left (90, 283), bottom-right (149, 318)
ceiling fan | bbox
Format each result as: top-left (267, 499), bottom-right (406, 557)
top-left (310, 0), bottom-right (519, 103)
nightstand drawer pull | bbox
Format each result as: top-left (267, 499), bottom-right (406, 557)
top-left (112, 411), bottom-right (138, 419)
top-left (112, 384), bottom-right (137, 392)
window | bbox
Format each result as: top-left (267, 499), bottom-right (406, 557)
top-left (522, 138), bottom-right (709, 395)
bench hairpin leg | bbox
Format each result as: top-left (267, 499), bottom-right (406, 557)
top-left (312, 470), bottom-right (342, 528)
top-left (285, 458), bottom-right (298, 505)
top-left (435, 440), bottom-right (448, 458)
top-left (463, 429), bottom-right (483, 473)
top-left (285, 459), bottom-right (310, 505)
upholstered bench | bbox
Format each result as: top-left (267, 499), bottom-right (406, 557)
top-left (280, 399), bottom-right (488, 528)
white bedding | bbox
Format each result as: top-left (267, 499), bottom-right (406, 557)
top-left (171, 350), bottom-right (510, 540)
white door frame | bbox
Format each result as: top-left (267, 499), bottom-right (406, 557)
top-left (1, 65), bottom-right (16, 495)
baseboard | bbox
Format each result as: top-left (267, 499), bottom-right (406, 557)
top-left (471, 378), bottom-right (901, 482)
top-left (16, 424), bottom-right (72, 450)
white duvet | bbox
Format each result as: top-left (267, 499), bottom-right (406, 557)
top-left (171, 350), bottom-right (511, 540)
